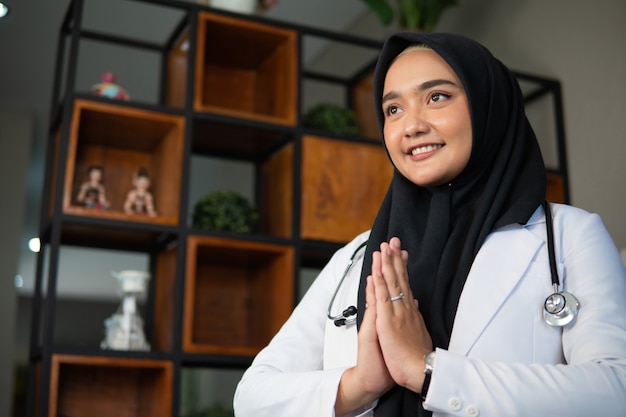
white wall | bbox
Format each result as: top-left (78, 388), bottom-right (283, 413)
top-left (0, 112), bottom-right (33, 417)
top-left (436, 0), bottom-right (626, 250)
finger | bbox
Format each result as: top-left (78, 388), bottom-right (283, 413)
top-left (361, 275), bottom-right (377, 331)
top-left (356, 276), bottom-right (377, 354)
top-left (388, 238), bottom-right (410, 284)
top-left (389, 238), bottom-right (415, 301)
top-left (372, 248), bottom-right (382, 279)
top-left (372, 252), bottom-right (393, 308)
top-left (379, 241), bottom-right (409, 302)
top-left (365, 275), bottom-right (376, 313)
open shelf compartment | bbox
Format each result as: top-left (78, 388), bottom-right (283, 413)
top-left (183, 235), bottom-right (294, 355)
top-left (49, 354), bottom-right (173, 417)
top-left (60, 99), bottom-right (185, 225)
top-left (194, 12), bottom-right (297, 125)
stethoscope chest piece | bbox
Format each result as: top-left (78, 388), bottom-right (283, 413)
top-left (543, 290), bottom-right (579, 327)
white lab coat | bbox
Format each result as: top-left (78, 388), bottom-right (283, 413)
top-left (233, 204), bottom-right (626, 417)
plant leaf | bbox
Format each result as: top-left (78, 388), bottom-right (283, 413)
top-left (362, 0), bottom-right (394, 26)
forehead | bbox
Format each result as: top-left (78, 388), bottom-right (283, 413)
top-left (384, 49), bottom-right (460, 87)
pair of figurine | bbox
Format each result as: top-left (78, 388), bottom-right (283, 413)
top-left (76, 165), bottom-right (157, 217)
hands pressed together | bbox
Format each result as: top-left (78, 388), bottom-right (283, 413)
top-left (335, 237), bottom-right (433, 415)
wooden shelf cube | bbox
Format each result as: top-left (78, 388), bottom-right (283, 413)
top-left (61, 99), bottom-right (185, 225)
top-left (183, 235), bottom-right (294, 355)
top-left (300, 135), bottom-right (393, 243)
top-left (49, 354), bottom-right (172, 417)
top-left (194, 12), bottom-right (297, 125)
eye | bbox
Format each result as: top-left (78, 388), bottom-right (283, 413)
top-left (429, 92), bottom-right (451, 103)
top-left (385, 105), bottom-right (402, 116)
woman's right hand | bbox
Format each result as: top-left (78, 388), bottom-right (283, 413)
top-left (335, 275), bottom-right (394, 415)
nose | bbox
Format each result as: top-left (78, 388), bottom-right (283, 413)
top-left (402, 109), bottom-right (429, 138)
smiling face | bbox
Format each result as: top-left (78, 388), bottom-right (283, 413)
top-left (382, 47), bottom-right (472, 187)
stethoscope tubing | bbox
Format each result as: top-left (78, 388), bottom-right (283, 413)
top-left (326, 240), bottom-right (367, 326)
top-left (327, 201), bottom-right (579, 328)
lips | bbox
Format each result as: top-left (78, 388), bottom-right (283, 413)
top-left (410, 144), bottom-right (444, 156)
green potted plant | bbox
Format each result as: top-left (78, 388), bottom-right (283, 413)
top-left (192, 190), bottom-right (259, 233)
top-left (361, 0), bottom-right (458, 31)
top-left (302, 103), bottom-right (360, 136)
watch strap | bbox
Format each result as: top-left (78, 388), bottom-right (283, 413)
top-left (421, 350), bottom-right (436, 401)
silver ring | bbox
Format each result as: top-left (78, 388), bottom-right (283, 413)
top-left (390, 292), bottom-right (405, 302)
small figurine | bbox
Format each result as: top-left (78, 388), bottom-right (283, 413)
top-left (91, 71), bottom-right (130, 101)
top-left (101, 270), bottom-right (151, 352)
top-left (124, 167), bottom-right (157, 217)
top-left (76, 165), bottom-right (110, 210)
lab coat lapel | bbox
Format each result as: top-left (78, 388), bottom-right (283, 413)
top-left (448, 224), bottom-right (544, 355)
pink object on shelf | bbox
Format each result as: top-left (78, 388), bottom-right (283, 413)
top-left (91, 71), bottom-right (130, 101)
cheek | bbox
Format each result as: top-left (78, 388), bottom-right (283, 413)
top-left (382, 128), bottom-right (402, 162)
top-left (447, 107), bottom-right (472, 151)
top-left (383, 124), bottom-right (401, 149)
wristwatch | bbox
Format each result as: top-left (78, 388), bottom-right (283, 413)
top-left (424, 350), bottom-right (436, 375)
top-left (421, 351), bottom-right (436, 401)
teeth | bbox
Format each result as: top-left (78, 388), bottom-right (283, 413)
top-left (411, 144), bottom-right (442, 155)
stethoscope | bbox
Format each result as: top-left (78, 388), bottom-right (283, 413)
top-left (327, 201), bottom-right (580, 328)
top-left (541, 200), bottom-right (580, 327)
top-left (326, 240), bottom-right (367, 327)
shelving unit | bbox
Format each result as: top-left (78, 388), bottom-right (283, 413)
top-left (27, 1), bottom-right (390, 416)
top-left (27, 1), bottom-right (569, 416)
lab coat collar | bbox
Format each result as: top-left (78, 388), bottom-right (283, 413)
top-left (448, 206), bottom-right (545, 355)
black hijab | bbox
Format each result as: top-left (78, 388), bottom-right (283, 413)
top-left (355, 32), bottom-right (547, 415)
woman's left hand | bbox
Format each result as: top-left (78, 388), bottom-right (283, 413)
top-left (372, 237), bottom-right (434, 393)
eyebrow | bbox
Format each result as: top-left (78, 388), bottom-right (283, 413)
top-left (381, 79), bottom-right (459, 104)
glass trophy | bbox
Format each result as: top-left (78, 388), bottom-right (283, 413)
top-left (101, 270), bottom-right (151, 351)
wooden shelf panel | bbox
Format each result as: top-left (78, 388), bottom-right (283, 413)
top-left (547, 171), bottom-right (566, 203)
top-left (49, 216), bottom-right (176, 251)
top-left (192, 117), bottom-right (292, 160)
top-left (194, 12), bottom-right (297, 125)
top-left (49, 354), bottom-right (173, 417)
top-left (153, 245), bottom-right (178, 352)
top-left (351, 68), bottom-right (379, 140)
top-left (165, 29), bottom-right (189, 109)
top-left (183, 235), bottom-right (294, 356)
top-left (60, 99), bottom-right (185, 226)
top-left (261, 141), bottom-right (294, 238)
top-left (300, 135), bottom-right (393, 243)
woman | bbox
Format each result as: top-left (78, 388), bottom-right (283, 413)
top-left (233, 32), bottom-right (626, 416)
